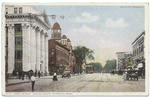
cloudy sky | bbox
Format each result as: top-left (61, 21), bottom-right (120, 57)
top-left (35, 5), bottom-right (144, 67)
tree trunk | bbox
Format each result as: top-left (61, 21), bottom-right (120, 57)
top-left (80, 64), bottom-right (82, 74)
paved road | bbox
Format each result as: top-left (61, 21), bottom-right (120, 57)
top-left (6, 73), bottom-right (145, 92)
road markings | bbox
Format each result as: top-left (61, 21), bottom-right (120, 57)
top-left (76, 73), bottom-right (102, 92)
top-left (105, 74), bottom-right (117, 92)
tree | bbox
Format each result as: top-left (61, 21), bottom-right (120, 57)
top-left (72, 46), bottom-right (94, 74)
top-left (103, 59), bottom-right (116, 72)
top-left (86, 62), bottom-right (103, 72)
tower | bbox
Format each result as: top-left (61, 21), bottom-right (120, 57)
top-left (51, 22), bottom-right (61, 40)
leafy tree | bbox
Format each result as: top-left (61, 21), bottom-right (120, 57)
top-left (86, 62), bottom-right (103, 72)
top-left (103, 59), bottom-right (116, 72)
top-left (72, 46), bottom-right (94, 74)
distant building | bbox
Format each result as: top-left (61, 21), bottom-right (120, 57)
top-left (48, 22), bottom-right (78, 75)
top-left (132, 31), bottom-right (145, 65)
top-left (123, 55), bottom-right (133, 69)
top-left (5, 5), bottom-right (50, 75)
top-left (116, 52), bottom-right (132, 71)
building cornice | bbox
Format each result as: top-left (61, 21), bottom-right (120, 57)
top-left (132, 31), bottom-right (145, 45)
top-left (5, 13), bottom-right (51, 30)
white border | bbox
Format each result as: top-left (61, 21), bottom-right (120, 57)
top-left (1, 2), bottom-right (149, 96)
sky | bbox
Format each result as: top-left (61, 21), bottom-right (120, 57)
top-left (34, 5), bottom-right (144, 67)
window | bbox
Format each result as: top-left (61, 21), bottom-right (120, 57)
top-left (137, 48), bottom-right (138, 55)
top-left (6, 26), bottom-right (8, 34)
top-left (51, 48), bottom-right (54, 54)
top-left (6, 37), bottom-right (8, 46)
top-left (14, 7), bottom-right (17, 14)
top-left (6, 8), bottom-right (8, 14)
top-left (6, 50), bottom-right (8, 58)
top-left (15, 24), bottom-right (21, 33)
top-left (19, 7), bottom-right (22, 13)
top-left (15, 37), bottom-right (22, 45)
top-left (141, 45), bottom-right (144, 52)
top-left (51, 57), bottom-right (54, 64)
top-left (15, 50), bottom-right (22, 60)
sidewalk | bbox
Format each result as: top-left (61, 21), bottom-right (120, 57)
top-left (6, 75), bottom-right (62, 86)
top-left (6, 74), bottom-right (82, 86)
top-left (6, 78), bottom-right (31, 86)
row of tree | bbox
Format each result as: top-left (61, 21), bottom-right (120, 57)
top-left (102, 59), bottom-right (116, 72)
top-left (72, 46), bottom-right (116, 73)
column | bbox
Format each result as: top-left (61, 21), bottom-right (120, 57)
top-left (8, 24), bottom-right (14, 73)
top-left (45, 33), bottom-right (49, 75)
top-left (41, 31), bottom-right (45, 75)
top-left (22, 23), bottom-right (30, 71)
top-left (36, 27), bottom-right (41, 72)
top-left (30, 24), bottom-right (36, 72)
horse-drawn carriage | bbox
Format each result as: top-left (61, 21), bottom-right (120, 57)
top-left (124, 66), bottom-right (138, 81)
top-left (62, 71), bottom-right (71, 78)
top-left (126, 70), bottom-right (138, 81)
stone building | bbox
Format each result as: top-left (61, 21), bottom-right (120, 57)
top-left (48, 22), bottom-right (78, 74)
top-left (123, 55), bottom-right (133, 69)
top-left (132, 31), bottom-right (145, 65)
top-left (116, 52), bottom-right (132, 71)
top-left (132, 31), bottom-right (145, 78)
top-left (5, 5), bottom-right (50, 75)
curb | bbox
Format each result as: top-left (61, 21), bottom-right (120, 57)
top-left (6, 80), bottom-right (31, 86)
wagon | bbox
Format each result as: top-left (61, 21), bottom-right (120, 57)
top-left (62, 71), bottom-right (71, 78)
top-left (126, 70), bottom-right (138, 81)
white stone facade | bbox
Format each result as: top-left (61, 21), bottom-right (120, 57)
top-left (116, 52), bottom-right (132, 71)
top-left (132, 31), bottom-right (145, 64)
top-left (5, 5), bottom-right (51, 75)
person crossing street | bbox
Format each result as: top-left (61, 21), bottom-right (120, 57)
top-left (31, 74), bottom-right (36, 91)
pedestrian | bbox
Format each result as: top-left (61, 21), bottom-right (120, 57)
top-left (53, 72), bottom-right (58, 81)
top-left (38, 71), bottom-right (40, 78)
top-left (35, 71), bottom-right (37, 77)
top-left (22, 72), bottom-right (24, 80)
top-left (31, 74), bottom-right (35, 91)
top-left (123, 71), bottom-right (127, 81)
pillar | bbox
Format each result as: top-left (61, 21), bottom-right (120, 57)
top-left (22, 23), bottom-right (30, 71)
top-left (41, 31), bottom-right (45, 75)
top-left (36, 27), bottom-right (41, 72)
top-left (8, 24), bottom-right (14, 73)
top-left (30, 24), bottom-right (36, 72)
top-left (45, 33), bottom-right (49, 75)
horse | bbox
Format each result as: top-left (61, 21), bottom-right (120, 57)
top-left (111, 70), bottom-right (115, 75)
top-left (22, 70), bottom-right (34, 80)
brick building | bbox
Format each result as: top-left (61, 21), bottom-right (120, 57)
top-left (48, 22), bottom-right (78, 75)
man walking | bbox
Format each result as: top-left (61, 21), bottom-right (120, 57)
top-left (31, 74), bottom-right (35, 91)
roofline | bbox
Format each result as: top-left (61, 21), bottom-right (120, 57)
top-left (55, 41), bottom-right (70, 51)
top-left (132, 31), bottom-right (145, 45)
top-left (116, 52), bottom-right (132, 54)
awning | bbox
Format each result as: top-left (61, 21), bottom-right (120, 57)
top-left (138, 63), bottom-right (143, 68)
top-left (141, 59), bottom-right (145, 62)
top-left (127, 66), bottom-right (134, 68)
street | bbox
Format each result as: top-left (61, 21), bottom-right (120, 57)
top-left (6, 73), bottom-right (145, 92)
